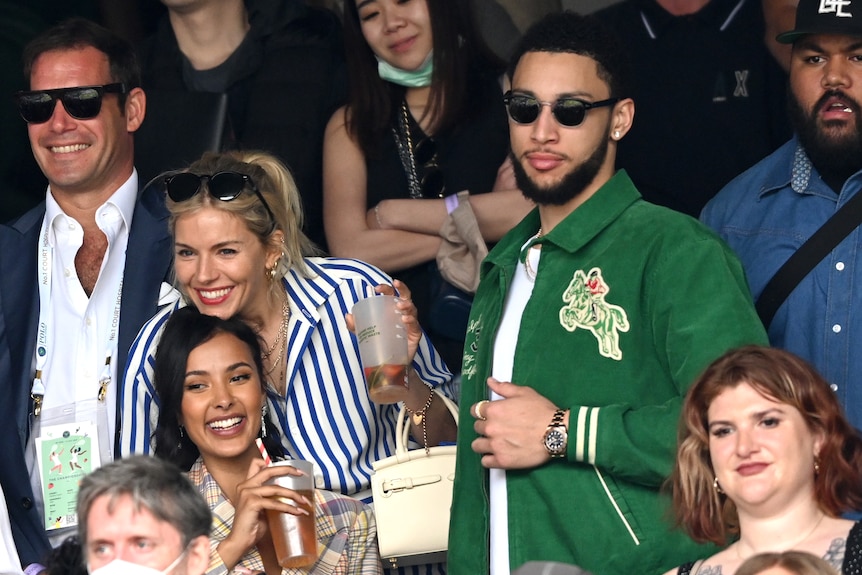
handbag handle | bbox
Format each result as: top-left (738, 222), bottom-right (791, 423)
top-left (394, 388), bottom-right (459, 454)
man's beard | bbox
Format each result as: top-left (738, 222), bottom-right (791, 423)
top-left (789, 88), bottom-right (862, 184)
top-left (511, 132), bottom-right (610, 207)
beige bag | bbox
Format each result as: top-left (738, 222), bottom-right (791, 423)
top-left (436, 190), bottom-right (488, 293)
top-left (370, 390), bottom-right (459, 569)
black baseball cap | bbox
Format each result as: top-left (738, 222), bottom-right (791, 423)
top-left (777, 0), bottom-right (862, 44)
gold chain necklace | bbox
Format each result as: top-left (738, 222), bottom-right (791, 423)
top-left (263, 297), bottom-right (290, 377)
top-left (523, 228), bottom-right (543, 281)
top-left (261, 298), bottom-right (286, 360)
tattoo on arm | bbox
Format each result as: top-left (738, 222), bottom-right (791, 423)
top-left (823, 536), bottom-right (846, 571)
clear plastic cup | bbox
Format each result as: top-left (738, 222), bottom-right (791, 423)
top-left (264, 460), bottom-right (317, 568)
top-left (352, 295), bottom-right (410, 403)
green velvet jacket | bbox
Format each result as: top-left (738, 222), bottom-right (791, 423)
top-left (448, 170), bottom-right (768, 575)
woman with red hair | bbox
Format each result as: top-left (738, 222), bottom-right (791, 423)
top-left (666, 345), bottom-right (862, 575)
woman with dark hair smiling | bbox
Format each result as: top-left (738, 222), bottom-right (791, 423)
top-left (323, 0), bottom-right (533, 370)
top-left (152, 306), bottom-right (382, 575)
top-left (666, 346), bottom-right (862, 575)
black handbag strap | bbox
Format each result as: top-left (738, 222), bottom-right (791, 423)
top-left (756, 190), bottom-right (862, 328)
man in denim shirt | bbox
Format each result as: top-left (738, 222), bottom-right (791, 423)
top-left (701, 0), bottom-right (862, 428)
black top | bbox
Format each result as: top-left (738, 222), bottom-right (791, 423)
top-left (136, 0), bottom-right (347, 250)
top-left (677, 521), bottom-right (862, 574)
top-left (594, 0), bottom-right (791, 217)
top-left (365, 70), bottom-right (509, 370)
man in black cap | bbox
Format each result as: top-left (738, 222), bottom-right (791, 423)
top-left (701, 0), bottom-right (862, 429)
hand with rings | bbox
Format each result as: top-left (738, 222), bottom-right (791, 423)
top-left (472, 400), bottom-right (489, 421)
top-left (470, 377), bottom-right (562, 470)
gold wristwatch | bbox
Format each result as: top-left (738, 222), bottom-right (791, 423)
top-left (542, 408), bottom-right (568, 458)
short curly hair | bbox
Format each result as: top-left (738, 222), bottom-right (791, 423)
top-left (506, 10), bottom-right (633, 100)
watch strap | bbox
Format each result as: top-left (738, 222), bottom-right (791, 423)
top-left (544, 408), bottom-right (568, 458)
top-left (549, 408), bottom-right (566, 427)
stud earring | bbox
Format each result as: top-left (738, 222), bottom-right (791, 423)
top-left (713, 476), bottom-right (723, 494)
top-left (613, 130), bottom-right (621, 139)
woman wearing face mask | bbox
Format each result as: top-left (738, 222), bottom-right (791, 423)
top-left (665, 346), bottom-right (862, 575)
top-left (323, 0), bottom-right (533, 371)
top-left (152, 307), bottom-right (382, 575)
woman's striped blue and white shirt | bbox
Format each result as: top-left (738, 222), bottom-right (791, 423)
top-left (119, 257), bottom-right (455, 500)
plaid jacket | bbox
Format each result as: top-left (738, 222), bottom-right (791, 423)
top-left (188, 458), bottom-right (382, 575)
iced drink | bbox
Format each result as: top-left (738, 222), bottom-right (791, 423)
top-left (352, 295), bottom-right (409, 403)
top-left (265, 460), bottom-right (317, 568)
top-left (265, 490), bottom-right (316, 568)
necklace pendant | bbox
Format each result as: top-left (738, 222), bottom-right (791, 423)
top-left (411, 412), bottom-right (424, 426)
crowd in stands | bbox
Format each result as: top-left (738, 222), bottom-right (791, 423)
top-left (6, 0), bottom-right (862, 574)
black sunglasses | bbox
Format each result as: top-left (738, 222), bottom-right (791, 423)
top-left (13, 83), bottom-right (127, 124)
top-left (503, 91), bottom-right (620, 127)
top-left (164, 171), bottom-right (276, 223)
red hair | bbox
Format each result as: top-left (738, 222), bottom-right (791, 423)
top-left (670, 345), bottom-right (862, 545)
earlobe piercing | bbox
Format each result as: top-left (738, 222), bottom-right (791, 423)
top-left (613, 130), bottom-right (621, 139)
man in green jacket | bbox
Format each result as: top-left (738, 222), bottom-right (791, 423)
top-left (448, 12), bottom-right (768, 575)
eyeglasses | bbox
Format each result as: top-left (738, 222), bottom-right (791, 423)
top-left (13, 83), bottom-right (128, 124)
top-left (413, 137), bottom-right (444, 198)
top-left (503, 91), bottom-right (620, 127)
top-left (164, 171), bottom-right (276, 223)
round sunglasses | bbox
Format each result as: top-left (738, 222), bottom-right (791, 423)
top-left (13, 83), bottom-right (127, 124)
top-left (164, 171), bottom-right (277, 223)
top-left (503, 91), bottom-right (620, 127)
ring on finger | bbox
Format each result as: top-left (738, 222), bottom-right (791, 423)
top-left (474, 400), bottom-right (489, 421)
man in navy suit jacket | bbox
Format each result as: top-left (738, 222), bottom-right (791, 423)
top-left (0, 19), bottom-right (172, 569)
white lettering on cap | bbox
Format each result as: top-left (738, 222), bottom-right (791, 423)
top-left (819, 0), bottom-right (853, 17)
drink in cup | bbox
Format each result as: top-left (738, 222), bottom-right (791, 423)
top-left (352, 295), bottom-right (409, 403)
top-left (265, 460), bottom-right (317, 568)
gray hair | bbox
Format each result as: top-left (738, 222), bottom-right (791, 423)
top-left (77, 456), bottom-right (211, 548)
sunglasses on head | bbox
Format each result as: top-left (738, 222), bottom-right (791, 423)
top-left (13, 83), bottom-right (127, 124)
top-left (164, 171), bottom-right (276, 223)
top-left (503, 91), bottom-right (620, 127)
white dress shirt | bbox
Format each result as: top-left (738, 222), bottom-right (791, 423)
top-left (27, 171), bottom-right (137, 544)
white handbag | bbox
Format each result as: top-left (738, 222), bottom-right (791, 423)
top-left (371, 389), bottom-right (459, 569)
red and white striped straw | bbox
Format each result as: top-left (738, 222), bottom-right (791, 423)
top-left (256, 438), bottom-right (272, 467)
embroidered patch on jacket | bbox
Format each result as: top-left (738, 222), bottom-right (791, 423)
top-left (462, 316), bottom-right (482, 379)
top-left (559, 267), bottom-right (630, 360)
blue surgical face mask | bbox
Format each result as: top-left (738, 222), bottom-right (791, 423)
top-left (376, 50), bottom-right (434, 87)
top-left (88, 549), bottom-right (187, 575)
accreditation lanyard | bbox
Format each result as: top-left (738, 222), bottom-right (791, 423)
top-left (30, 219), bottom-right (123, 418)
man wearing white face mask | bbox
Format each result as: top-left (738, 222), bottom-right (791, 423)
top-left (77, 456), bottom-right (210, 575)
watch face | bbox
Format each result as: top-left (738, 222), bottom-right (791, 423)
top-left (544, 428), bottom-right (566, 454)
